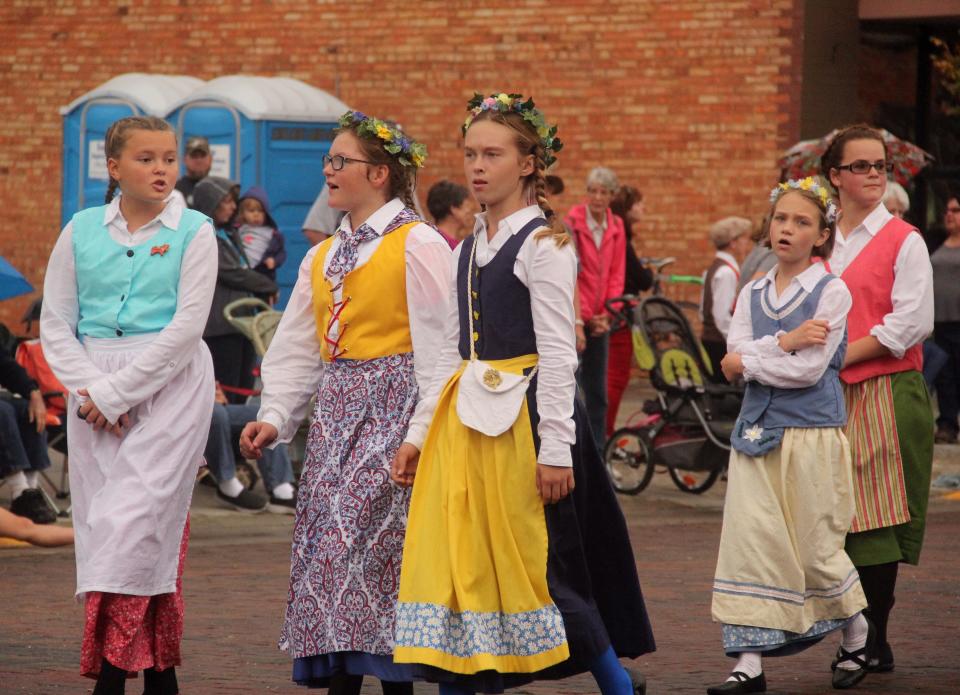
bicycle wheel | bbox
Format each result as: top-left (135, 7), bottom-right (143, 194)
top-left (604, 428), bottom-right (655, 494)
top-left (667, 464), bottom-right (722, 494)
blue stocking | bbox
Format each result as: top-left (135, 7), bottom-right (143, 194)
top-left (438, 682), bottom-right (474, 695)
top-left (589, 645), bottom-right (633, 695)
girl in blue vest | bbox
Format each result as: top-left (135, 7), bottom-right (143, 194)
top-left (240, 113), bottom-right (450, 695)
top-left (40, 116), bottom-right (218, 695)
top-left (708, 178), bottom-right (869, 694)
top-left (390, 93), bottom-right (654, 695)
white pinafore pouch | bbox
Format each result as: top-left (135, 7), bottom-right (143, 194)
top-left (455, 234), bottom-right (538, 437)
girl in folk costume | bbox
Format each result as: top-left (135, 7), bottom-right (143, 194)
top-left (710, 179), bottom-right (869, 694)
top-left (40, 116), bottom-right (218, 695)
top-left (239, 112), bottom-right (450, 694)
top-left (820, 125), bottom-right (934, 676)
top-left (390, 93), bottom-right (654, 695)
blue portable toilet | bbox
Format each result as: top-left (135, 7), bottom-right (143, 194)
top-left (165, 76), bottom-right (350, 306)
top-left (60, 73), bottom-right (204, 226)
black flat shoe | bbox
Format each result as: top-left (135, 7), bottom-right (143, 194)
top-left (832, 618), bottom-right (876, 689)
top-left (626, 668), bottom-right (646, 695)
top-left (706, 671), bottom-right (767, 694)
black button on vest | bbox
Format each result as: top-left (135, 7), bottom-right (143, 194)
top-left (126, 250), bottom-right (134, 257)
top-left (116, 329), bottom-right (123, 336)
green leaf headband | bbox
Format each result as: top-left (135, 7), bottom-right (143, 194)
top-left (338, 111), bottom-right (427, 169)
top-left (769, 176), bottom-right (839, 225)
top-left (462, 92), bottom-right (563, 168)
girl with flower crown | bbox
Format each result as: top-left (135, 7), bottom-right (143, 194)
top-left (389, 93), bottom-right (654, 695)
top-left (240, 112), bottom-right (451, 694)
top-left (708, 178), bottom-right (870, 694)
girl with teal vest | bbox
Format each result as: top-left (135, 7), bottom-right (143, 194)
top-left (709, 179), bottom-right (870, 694)
top-left (40, 116), bottom-right (218, 695)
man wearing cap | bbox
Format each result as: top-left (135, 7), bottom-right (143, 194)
top-left (175, 136), bottom-right (213, 208)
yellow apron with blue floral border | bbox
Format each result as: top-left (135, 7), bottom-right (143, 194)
top-left (394, 354), bottom-right (570, 674)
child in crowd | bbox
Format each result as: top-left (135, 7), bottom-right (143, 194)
top-left (711, 177), bottom-right (869, 694)
top-left (41, 115), bottom-right (217, 695)
top-left (237, 186), bottom-right (287, 283)
top-left (700, 217), bottom-right (754, 383)
top-left (391, 92), bottom-right (653, 695)
top-left (239, 111), bottom-right (450, 694)
top-left (821, 124), bottom-right (934, 677)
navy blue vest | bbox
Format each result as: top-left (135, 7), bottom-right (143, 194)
top-left (457, 218), bottom-right (545, 360)
top-left (732, 273), bottom-right (847, 456)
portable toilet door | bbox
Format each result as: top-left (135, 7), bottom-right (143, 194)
top-left (60, 73), bottom-right (204, 226)
top-left (166, 76), bottom-right (350, 308)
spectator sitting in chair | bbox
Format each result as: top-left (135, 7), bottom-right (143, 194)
top-left (203, 382), bottom-right (296, 513)
top-left (0, 353), bottom-right (56, 524)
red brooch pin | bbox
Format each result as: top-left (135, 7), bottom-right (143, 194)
top-left (150, 244), bottom-right (170, 257)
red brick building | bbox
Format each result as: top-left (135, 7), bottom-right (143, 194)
top-left (0, 0), bottom-right (957, 329)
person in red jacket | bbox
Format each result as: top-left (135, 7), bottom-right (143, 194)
top-left (565, 167), bottom-right (626, 454)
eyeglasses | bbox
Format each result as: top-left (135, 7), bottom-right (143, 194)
top-left (322, 153), bottom-right (376, 171)
top-left (834, 159), bottom-right (894, 175)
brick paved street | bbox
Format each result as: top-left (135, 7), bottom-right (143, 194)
top-left (3, 385), bottom-right (959, 695)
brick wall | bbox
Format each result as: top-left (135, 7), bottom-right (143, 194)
top-left (0, 0), bottom-right (802, 330)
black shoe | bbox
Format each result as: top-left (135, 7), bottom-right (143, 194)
top-left (627, 668), bottom-right (646, 695)
top-left (934, 426), bottom-right (958, 444)
top-left (10, 488), bottom-right (56, 524)
top-left (867, 642), bottom-right (894, 672)
top-left (93, 657), bottom-right (127, 695)
top-left (215, 487), bottom-right (267, 512)
top-left (706, 671), bottom-right (766, 694)
top-left (832, 617), bottom-right (875, 689)
top-left (143, 665), bottom-right (178, 695)
top-left (267, 493), bottom-right (296, 515)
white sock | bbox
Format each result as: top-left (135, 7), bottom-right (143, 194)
top-left (837, 613), bottom-right (869, 670)
top-left (271, 482), bottom-right (295, 500)
top-left (730, 651), bottom-right (762, 680)
top-left (4, 471), bottom-right (30, 499)
top-left (218, 477), bottom-right (244, 498)
top-left (24, 471), bottom-right (39, 488)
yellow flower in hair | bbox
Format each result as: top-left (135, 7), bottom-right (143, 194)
top-left (412, 151), bottom-right (425, 168)
top-left (376, 124), bottom-right (393, 141)
top-left (497, 93), bottom-right (512, 105)
top-left (779, 182), bottom-right (789, 191)
top-left (799, 177), bottom-right (814, 191)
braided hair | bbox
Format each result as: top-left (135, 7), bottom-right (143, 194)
top-left (103, 116), bottom-right (176, 203)
top-left (466, 108), bottom-right (569, 248)
top-left (335, 122), bottom-right (419, 212)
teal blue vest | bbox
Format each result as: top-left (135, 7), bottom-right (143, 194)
top-left (72, 205), bottom-right (210, 339)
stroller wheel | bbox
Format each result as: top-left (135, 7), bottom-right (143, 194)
top-left (667, 465), bottom-right (721, 494)
top-left (603, 428), bottom-right (655, 495)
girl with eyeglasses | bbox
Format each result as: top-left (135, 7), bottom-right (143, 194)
top-left (820, 124), bottom-right (934, 679)
top-left (240, 112), bottom-right (451, 695)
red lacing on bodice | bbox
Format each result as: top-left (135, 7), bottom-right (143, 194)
top-left (324, 282), bottom-right (351, 360)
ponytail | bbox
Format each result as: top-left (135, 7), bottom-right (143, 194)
top-left (105, 177), bottom-right (119, 203)
top-left (532, 151), bottom-right (570, 247)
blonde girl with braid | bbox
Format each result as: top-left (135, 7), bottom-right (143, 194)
top-left (390, 93), bottom-right (654, 695)
top-left (40, 115), bottom-right (218, 695)
top-left (240, 112), bottom-right (450, 695)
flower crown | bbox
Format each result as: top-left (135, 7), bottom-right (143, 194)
top-left (338, 111), bottom-right (426, 168)
top-left (463, 93), bottom-right (563, 167)
top-left (769, 176), bottom-right (839, 225)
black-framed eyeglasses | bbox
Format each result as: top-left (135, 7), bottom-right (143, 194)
top-left (835, 159), bottom-right (894, 175)
top-left (322, 153), bottom-right (376, 171)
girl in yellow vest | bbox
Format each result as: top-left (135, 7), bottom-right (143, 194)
top-left (390, 93), bottom-right (653, 695)
top-left (240, 112), bottom-right (451, 695)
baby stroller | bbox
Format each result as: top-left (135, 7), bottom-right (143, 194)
top-left (603, 295), bottom-right (742, 494)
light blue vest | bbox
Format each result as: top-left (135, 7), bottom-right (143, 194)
top-left (72, 205), bottom-right (209, 339)
top-left (732, 273), bottom-right (847, 456)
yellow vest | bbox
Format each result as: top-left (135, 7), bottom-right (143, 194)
top-left (311, 222), bottom-right (417, 362)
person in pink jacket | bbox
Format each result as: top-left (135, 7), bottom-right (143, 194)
top-left (565, 167), bottom-right (626, 454)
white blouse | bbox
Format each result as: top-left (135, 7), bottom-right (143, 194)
top-left (830, 202), bottom-right (934, 357)
top-left (727, 262), bottom-right (852, 389)
top-left (404, 205), bottom-right (580, 468)
top-left (700, 251), bottom-right (739, 339)
top-left (39, 196), bottom-right (218, 424)
top-left (257, 198), bottom-right (452, 442)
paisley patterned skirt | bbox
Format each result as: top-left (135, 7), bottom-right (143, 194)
top-left (279, 353), bottom-right (417, 684)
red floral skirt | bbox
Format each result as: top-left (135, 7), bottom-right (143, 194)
top-left (80, 517), bottom-right (189, 677)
